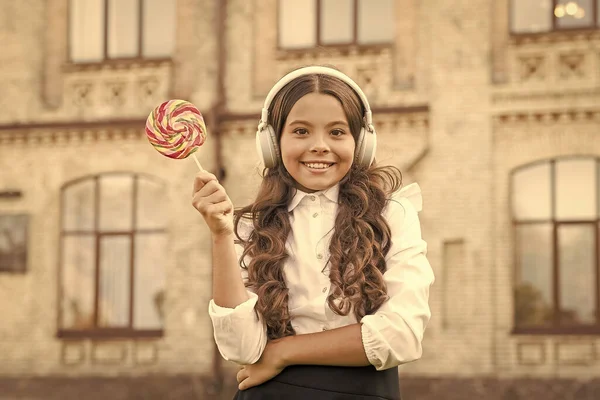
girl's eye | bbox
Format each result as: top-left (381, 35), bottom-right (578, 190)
top-left (293, 128), bottom-right (308, 135)
top-left (331, 129), bottom-right (345, 137)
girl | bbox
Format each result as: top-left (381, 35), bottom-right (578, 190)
top-left (192, 66), bottom-right (434, 400)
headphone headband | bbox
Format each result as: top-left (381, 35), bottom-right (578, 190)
top-left (259, 66), bottom-right (373, 130)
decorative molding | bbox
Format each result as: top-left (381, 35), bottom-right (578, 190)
top-left (274, 44), bottom-right (392, 62)
top-left (0, 120), bottom-right (146, 146)
top-left (60, 341), bottom-right (86, 366)
top-left (492, 87), bottom-right (600, 103)
top-left (62, 59), bottom-right (172, 73)
top-left (554, 341), bottom-right (596, 366)
top-left (509, 30), bottom-right (600, 46)
top-left (133, 341), bottom-right (159, 366)
top-left (62, 63), bottom-right (172, 118)
top-left (516, 342), bottom-right (546, 366)
top-left (493, 109), bottom-right (600, 126)
top-left (91, 341), bottom-right (128, 365)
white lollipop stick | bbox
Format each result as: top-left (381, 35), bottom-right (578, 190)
top-left (192, 153), bottom-right (204, 171)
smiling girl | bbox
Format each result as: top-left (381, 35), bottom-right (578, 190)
top-left (192, 66), bottom-right (434, 400)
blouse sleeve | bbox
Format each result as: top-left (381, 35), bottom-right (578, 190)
top-left (360, 183), bottom-right (435, 371)
top-left (207, 217), bottom-right (268, 365)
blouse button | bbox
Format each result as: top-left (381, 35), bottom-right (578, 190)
top-left (322, 287), bottom-right (327, 293)
top-left (316, 253), bottom-right (323, 259)
top-left (322, 326), bottom-right (328, 331)
top-left (310, 196), bottom-right (316, 201)
top-left (312, 212), bottom-right (319, 218)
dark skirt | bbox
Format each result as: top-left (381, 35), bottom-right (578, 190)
top-left (233, 365), bottom-right (401, 400)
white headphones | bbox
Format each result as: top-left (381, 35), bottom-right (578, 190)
top-left (255, 66), bottom-right (377, 169)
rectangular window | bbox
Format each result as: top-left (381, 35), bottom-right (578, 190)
top-left (511, 0), bottom-right (599, 34)
top-left (0, 215), bottom-right (28, 273)
top-left (69, 0), bottom-right (175, 63)
top-left (279, 0), bottom-right (394, 49)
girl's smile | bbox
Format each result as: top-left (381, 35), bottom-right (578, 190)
top-left (280, 92), bottom-right (356, 193)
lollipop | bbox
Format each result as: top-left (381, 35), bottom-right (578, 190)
top-left (145, 99), bottom-right (207, 171)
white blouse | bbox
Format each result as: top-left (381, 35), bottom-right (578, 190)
top-left (208, 182), bottom-right (434, 371)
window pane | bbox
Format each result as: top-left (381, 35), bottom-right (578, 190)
top-left (358, 0), bottom-right (394, 44)
top-left (99, 175), bottom-right (133, 232)
top-left (279, 0), bottom-right (316, 48)
top-left (320, 0), bottom-right (354, 44)
top-left (0, 215), bottom-right (27, 273)
top-left (63, 179), bottom-right (95, 232)
top-left (98, 235), bottom-right (130, 327)
top-left (134, 233), bottom-right (166, 329)
top-left (107, 0), bottom-right (139, 58)
top-left (515, 224), bottom-right (554, 326)
top-left (512, 162), bottom-right (552, 220)
top-left (556, 0), bottom-right (594, 29)
top-left (61, 235), bottom-right (95, 329)
top-left (143, 0), bottom-right (176, 58)
top-left (558, 224), bottom-right (595, 324)
top-left (510, 0), bottom-right (552, 33)
top-left (555, 158), bottom-right (596, 221)
top-left (136, 177), bottom-right (167, 230)
top-left (69, 0), bottom-right (105, 62)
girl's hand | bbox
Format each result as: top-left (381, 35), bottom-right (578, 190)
top-left (191, 171), bottom-right (234, 236)
top-left (236, 340), bottom-right (287, 391)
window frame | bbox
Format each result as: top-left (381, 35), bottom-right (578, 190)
top-left (57, 173), bottom-right (167, 339)
top-left (67, 0), bottom-right (172, 64)
top-left (276, 0), bottom-right (393, 50)
top-left (511, 157), bottom-right (600, 335)
top-left (509, 0), bottom-right (600, 35)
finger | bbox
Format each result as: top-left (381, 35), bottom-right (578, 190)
top-left (238, 377), bottom-right (256, 391)
top-left (204, 201), bottom-right (233, 216)
top-left (192, 196), bottom-right (232, 216)
top-left (192, 188), bottom-right (227, 208)
top-left (196, 180), bottom-right (224, 198)
top-left (236, 368), bottom-right (248, 384)
top-left (192, 171), bottom-right (218, 194)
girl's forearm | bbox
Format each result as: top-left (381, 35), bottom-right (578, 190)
top-left (277, 323), bottom-right (371, 367)
top-left (211, 233), bottom-right (249, 308)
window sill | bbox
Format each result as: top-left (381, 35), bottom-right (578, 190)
top-left (512, 326), bottom-right (600, 336)
top-left (275, 43), bottom-right (393, 61)
top-left (57, 329), bottom-right (164, 340)
top-left (62, 57), bottom-right (173, 73)
top-left (509, 28), bottom-right (600, 45)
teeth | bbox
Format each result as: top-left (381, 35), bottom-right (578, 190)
top-left (304, 163), bottom-right (332, 169)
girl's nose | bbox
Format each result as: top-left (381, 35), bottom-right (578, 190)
top-left (310, 133), bottom-right (330, 153)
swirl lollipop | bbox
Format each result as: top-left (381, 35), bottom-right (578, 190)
top-left (145, 99), bottom-right (207, 171)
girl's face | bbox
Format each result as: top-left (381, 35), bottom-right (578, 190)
top-left (279, 92), bottom-right (356, 193)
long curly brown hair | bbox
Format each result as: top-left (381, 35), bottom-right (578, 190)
top-left (234, 72), bottom-right (402, 340)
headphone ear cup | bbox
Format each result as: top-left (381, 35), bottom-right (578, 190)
top-left (255, 124), bottom-right (280, 168)
top-left (355, 127), bottom-right (377, 167)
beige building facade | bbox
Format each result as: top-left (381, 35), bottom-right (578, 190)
top-left (0, 0), bottom-right (599, 398)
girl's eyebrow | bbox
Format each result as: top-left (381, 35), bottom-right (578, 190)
top-left (288, 120), bottom-right (314, 126)
top-left (287, 120), bottom-right (348, 127)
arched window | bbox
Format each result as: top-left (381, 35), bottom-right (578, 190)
top-left (58, 173), bottom-right (167, 338)
top-left (512, 157), bottom-right (600, 334)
